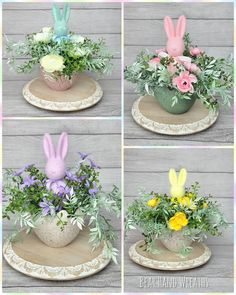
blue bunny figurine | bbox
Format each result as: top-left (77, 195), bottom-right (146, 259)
top-left (52, 4), bottom-right (70, 37)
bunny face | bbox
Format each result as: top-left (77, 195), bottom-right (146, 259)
top-left (166, 37), bottom-right (185, 57)
top-left (52, 4), bottom-right (70, 37)
top-left (43, 132), bottom-right (68, 181)
top-left (45, 158), bottom-right (66, 180)
top-left (169, 168), bottom-right (187, 198)
top-left (164, 15), bottom-right (186, 57)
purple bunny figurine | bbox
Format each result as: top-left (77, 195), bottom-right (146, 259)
top-left (43, 132), bottom-right (68, 195)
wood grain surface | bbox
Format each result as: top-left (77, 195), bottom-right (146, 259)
top-left (124, 147), bottom-right (233, 292)
top-left (124, 2), bottom-right (234, 146)
top-left (3, 119), bottom-right (121, 292)
top-left (3, 3), bottom-right (121, 117)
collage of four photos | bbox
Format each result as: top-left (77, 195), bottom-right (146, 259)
top-left (2, 2), bottom-right (234, 293)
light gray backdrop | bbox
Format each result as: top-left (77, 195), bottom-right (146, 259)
top-left (124, 2), bottom-right (234, 146)
top-left (3, 3), bottom-right (121, 117)
top-left (3, 119), bottom-right (121, 293)
top-left (124, 147), bottom-right (233, 292)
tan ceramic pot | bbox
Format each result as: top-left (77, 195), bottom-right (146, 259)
top-left (160, 231), bottom-right (192, 252)
top-left (34, 211), bottom-right (80, 248)
top-left (41, 68), bottom-right (76, 91)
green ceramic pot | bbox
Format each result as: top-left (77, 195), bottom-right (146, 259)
top-left (153, 87), bottom-right (197, 114)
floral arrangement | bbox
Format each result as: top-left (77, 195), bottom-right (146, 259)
top-left (5, 5), bottom-right (112, 80)
top-left (125, 169), bottom-right (228, 254)
top-left (3, 148), bottom-right (120, 262)
top-left (124, 16), bottom-right (233, 111)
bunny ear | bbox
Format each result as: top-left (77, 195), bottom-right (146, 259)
top-left (63, 4), bottom-right (70, 23)
top-left (56, 132), bottom-right (68, 159)
top-left (43, 133), bottom-right (55, 159)
top-left (52, 5), bottom-right (59, 21)
top-left (176, 15), bottom-right (186, 38)
top-left (169, 168), bottom-right (178, 185)
top-left (178, 168), bottom-right (187, 186)
top-left (164, 16), bottom-right (175, 38)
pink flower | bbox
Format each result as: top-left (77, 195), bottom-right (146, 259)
top-left (183, 62), bottom-right (201, 74)
top-left (148, 57), bottom-right (161, 69)
top-left (167, 63), bottom-right (178, 75)
top-left (176, 56), bottom-right (192, 64)
top-left (172, 71), bottom-right (197, 93)
top-left (190, 47), bottom-right (203, 56)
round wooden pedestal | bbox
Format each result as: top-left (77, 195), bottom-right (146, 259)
top-left (3, 228), bottom-right (111, 280)
top-left (132, 95), bottom-right (219, 135)
top-left (23, 74), bottom-right (103, 112)
top-left (129, 240), bottom-right (211, 271)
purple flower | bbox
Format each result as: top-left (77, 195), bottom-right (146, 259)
top-left (65, 170), bottom-right (79, 182)
top-left (88, 158), bottom-right (101, 169)
top-left (78, 152), bottom-right (89, 160)
top-left (39, 198), bottom-right (55, 216)
top-left (89, 182), bottom-right (99, 197)
top-left (85, 179), bottom-right (90, 188)
top-left (13, 164), bottom-right (34, 176)
top-left (20, 176), bottom-right (38, 189)
top-left (46, 179), bottom-right (73, 197)
top-left (78, 175), bottom-right (87, 182)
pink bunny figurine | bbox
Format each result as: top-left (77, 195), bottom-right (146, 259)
top-left (43, 132), bottom-right (68, 194)
top-left (164, 15), bottom-right (186, 57)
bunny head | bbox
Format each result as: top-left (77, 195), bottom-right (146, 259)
top-left (169, 168), bottom-right (187, 198)
top-left (43, 132), bottom-right (68, 180)
top-left (52, 4), bottom-right (70, 37)
top-left (164, 15), bottom-right (186, 57)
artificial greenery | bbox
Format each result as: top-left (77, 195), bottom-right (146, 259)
top-left (125, 182), bottom-right (228, 253)
top-left (6, 29), bottom-right (113, 78)
top-left (124, 33), bottom-right (233, 111)
top-left (3, 153), bottom-right (120, 263)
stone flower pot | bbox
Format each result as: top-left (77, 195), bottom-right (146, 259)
top-left (153, 87), bottom-right (197, 114)
top-left (34, 211), bottom-right (80, 248)
top-left (160, 231), bottom-right (193, 252)
top-left (41, 68), bottom-right (76, 91)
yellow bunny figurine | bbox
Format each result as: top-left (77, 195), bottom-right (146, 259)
top-left (169, 168), bottom-right (187, 198)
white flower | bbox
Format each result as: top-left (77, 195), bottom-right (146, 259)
top-left (42, 27), bottom-right (53, 33)
top-left (33, 32), bottom-right (52, 43)
top-left (40, 54), bottom-right (65, 73)
top-left (76, 48), bottom-right (86, 56)
top-left (71, 35), bottom-right (85, 44)
top-left (158, 51), bottom-right (169, 58)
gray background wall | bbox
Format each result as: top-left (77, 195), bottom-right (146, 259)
top-left (124, 2), bottom-right (234, 146)
top-left (3, 3), bottom-right (121, 117)
top-left (3, 119), bottom-right (121, 292)
top-left (124, 147), bottom-right (233, 292)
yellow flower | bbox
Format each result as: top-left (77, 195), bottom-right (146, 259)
top-left (178, 196), bottom-right (196, 210)
top-left (40, 54), bottom-right (65, 73)
top-left (203, 202), bottom-right (208, 209)
top-left (178, 196), bottom-right (190, 207)
top-left (147, 198), bottom-right (160, 208)
top-left (168, 212), bottom-right (188, 231)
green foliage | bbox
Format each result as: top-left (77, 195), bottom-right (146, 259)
top-left (124, 34), bottom-right (233, 111)
top-left (3, 157), bottom-right (121, 262)
top-left (6, 32), bottom-right (113, 78)
top-left (125, 182), bottom-right (228, 252)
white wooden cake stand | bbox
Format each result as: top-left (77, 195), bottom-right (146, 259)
top-left (3, 227), bottom-right (111, 280)
top-left (132, 95), bottom-right (219, 135)
top-left (129, 240), bottom-right (211, 271)
top-left (23, 74), bottom-right (103, 112)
